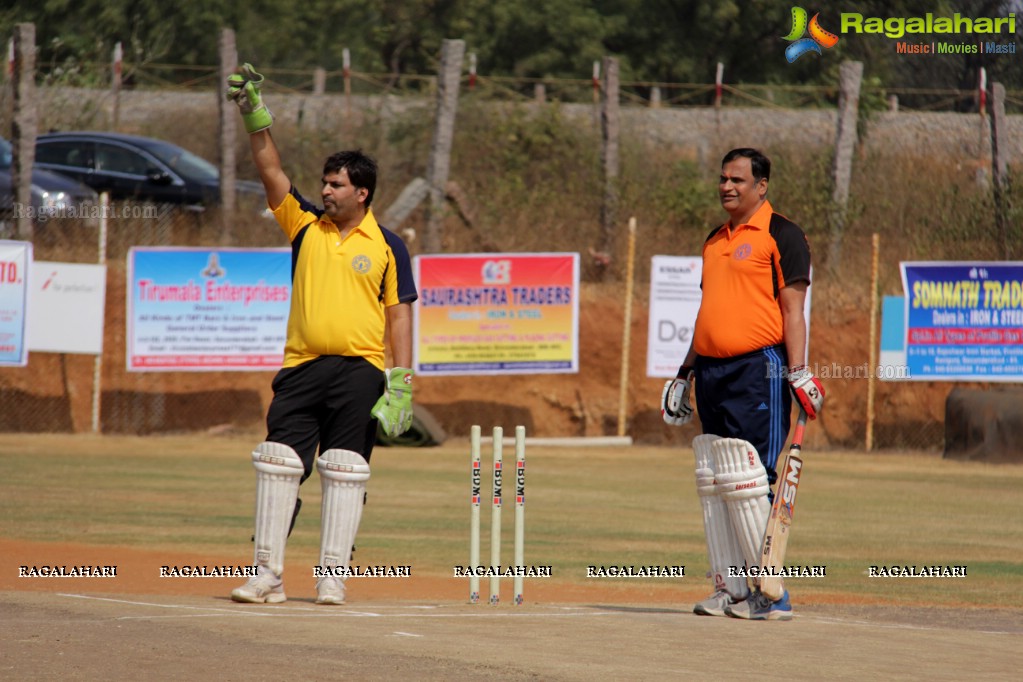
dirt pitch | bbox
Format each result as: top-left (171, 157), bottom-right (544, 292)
top-left (2, 584), bottom-right (1021, 680)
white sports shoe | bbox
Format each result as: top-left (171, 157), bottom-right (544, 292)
top-left (693, 589), bottom-right (743, 617)
top-left (231, 566), bottom-right (286, 604)
top-left (316, 576), bottom-right (347, 605)
top-left (725, 588), bottom-right (793, 621)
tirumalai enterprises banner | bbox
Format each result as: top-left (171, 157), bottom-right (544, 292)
top-left (127, 247), bottom-right (291, 371)
top-left (414, 253), bottom-right (579, 375)
top-left (900, 261), bottom-right (1023, 381)
top-left (0, 240), bottom-right (31, 367)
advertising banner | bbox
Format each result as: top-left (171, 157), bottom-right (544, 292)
top-left (127, 247), bottom-right (290, 371)
top-left (900, 261), bottom-right (1023, 381)
top-left (646, 255), bottom-right (702, 378)
top-left (414, 253), bottom-right (579, 375)
top-left (0, 240), bottom-right (31, 367)
top-left (28, 262), bottom-right (107, 354)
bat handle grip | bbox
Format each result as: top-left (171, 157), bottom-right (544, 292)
top-left (791, 408), bottom-right (808, 451)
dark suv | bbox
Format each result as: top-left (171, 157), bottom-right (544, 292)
top-left (35, 131), bottom-right (267, 212)
top-left (0, 136), bottom-right (97, 226)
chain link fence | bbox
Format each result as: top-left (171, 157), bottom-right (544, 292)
top-left (0, 199), bottom-right (961, 450)
top-left (0, 203), bottom-right (277, 436)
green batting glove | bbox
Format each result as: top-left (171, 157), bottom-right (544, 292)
top-left (226, 63), bottom-right (274, 134)
top-left (371, 368), bottom-right (415, 437)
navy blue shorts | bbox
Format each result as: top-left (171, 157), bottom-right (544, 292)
top-left (694, 345), bottom-right (791, 486)
top-left (265, 355), bottom-right (385, 482)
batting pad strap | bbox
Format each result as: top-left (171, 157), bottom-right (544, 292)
top-left (694, 435), bottom-right (721, 499)
top-left (692, 434), bottom-right (747, 599)
top-left (317, 449), bottom-right (370, 577)
top-left (712, 438), bottom-right (772, 573)
top-left (318, 449), bottom-right (371, 483)
top-left (251, 442), bottom-right (303, 577)
top-left (692, 434), bottom-right (721, 471)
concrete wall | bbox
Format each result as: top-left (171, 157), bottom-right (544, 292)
top-left (29, 86), bottom-right (1023, 164)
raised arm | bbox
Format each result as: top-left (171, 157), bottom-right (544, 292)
top-left (226, 63), bottom-right (291, 210)
top-left (248, 130), bottom-right (290, 211)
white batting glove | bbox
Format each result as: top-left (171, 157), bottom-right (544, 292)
top-left (661, 367), bottom-right (695, 426)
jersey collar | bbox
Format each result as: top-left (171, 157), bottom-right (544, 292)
top-left (726, 200), bottom-right (773, 233)
top-left (327, 207), bottom-right (380, 238)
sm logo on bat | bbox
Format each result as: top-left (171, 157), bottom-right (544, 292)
top-left (776, 456), bottom-right (803, 524)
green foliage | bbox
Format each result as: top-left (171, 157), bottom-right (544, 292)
top-left (3, 1), bottom-right (1020, 91)
top-left (643, 157), bottom-right (717, 234)
top-left (1, 0), bottom-right (246, 81)
top-left (449, 101), bottom-right (602, 252)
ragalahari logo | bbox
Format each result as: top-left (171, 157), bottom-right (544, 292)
top-left (783, 7), bottom-right (840, 62)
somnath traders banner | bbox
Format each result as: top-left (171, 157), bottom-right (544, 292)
top-left (900, 261), bottom-right (1023, 381)
top-left (127, 247), bottom-right (291, 371)
top-left (414, 253), bottom-right (579, 375)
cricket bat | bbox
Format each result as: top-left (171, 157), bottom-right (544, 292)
top-left (759, 408), bottom-right (808, 601)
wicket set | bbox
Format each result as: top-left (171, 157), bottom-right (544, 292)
top-left (470, 424), bottom-right (526, 605)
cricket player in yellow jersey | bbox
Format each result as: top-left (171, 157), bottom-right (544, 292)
top-left (662, 148), bottom-right (824, 620)
top-left (225, 64), bottom-right (418, 606)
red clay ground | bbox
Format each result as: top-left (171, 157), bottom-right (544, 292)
top-left (1, 278), bottom-right (955, 452)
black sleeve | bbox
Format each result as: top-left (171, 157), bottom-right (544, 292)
top-left (769, 214), bottom-right (811, 286)
top-left (381, 226), bottom-right (419, 304)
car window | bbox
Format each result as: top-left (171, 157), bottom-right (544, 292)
top-left (152, 147), bottom-right (218, 182)
top-left (0, 138), bottom-right (11, 168)
top-left (96, 143), bottom-right (148, 175)
top-left (37, 141), bottom-right (95, 169)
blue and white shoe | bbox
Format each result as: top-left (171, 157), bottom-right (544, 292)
top-left (724, 589), bottom-right (793, 621)
top-left (693, 589), bottom-right (743, 617)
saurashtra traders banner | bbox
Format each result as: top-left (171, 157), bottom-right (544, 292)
top-left (127, 247), bottom-right (291, 371)
top-left (900, 261), bottom-right (1023, 381)
top-left (0, 240), bottom-right (31, 367)
top-left (414, 253), bottom-right (579, 375)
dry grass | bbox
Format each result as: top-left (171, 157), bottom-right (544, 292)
top-left (1, 432), bottom-right (1020, 608)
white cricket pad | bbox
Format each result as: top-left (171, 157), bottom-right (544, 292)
top-left (712, 438), bottom-right (772, 573)
top-left (317, 449), bottom-right (371, 577)
top-left (693, 434), bottom-right (748, 600)
top-left (251, 442), bottom-right (304, 577)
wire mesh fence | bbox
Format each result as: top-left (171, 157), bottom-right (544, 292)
top-left (2, 61), bottom-right (1014, 450)
top-left (0, 198), bottom-right (961, 451)
top-left (60, 61), bottom-right (1023, 113)
top-left (0, 204), bottom-right (274, 436)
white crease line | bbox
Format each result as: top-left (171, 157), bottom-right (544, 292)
top-left (798, 614), bottom-right (1019, 636)
top-left (58, 594), bottom-right (1016, 632)
top-left (392, 631), bottom-right (424, 637)
top-left (59, 593), bottom-right (276, 616)
top-left (116, 611), bottom-right (623, 620)
top-left (57, 594), bottom-right (621, 619)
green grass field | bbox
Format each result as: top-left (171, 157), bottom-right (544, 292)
top-left (2, 432), bottom-right (1021, 608)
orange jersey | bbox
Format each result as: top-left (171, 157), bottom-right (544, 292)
top-left (693, 201), bottom-right (811, 358)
